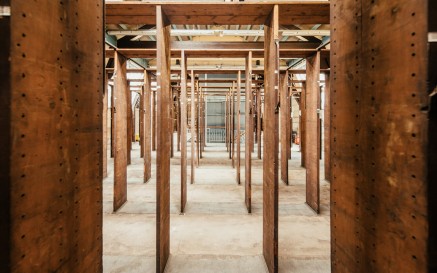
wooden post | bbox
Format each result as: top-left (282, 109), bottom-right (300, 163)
top-left (190, 70), bottom-right (196, 184)
top-left (280, 71), bottom-right (289, 185)
top-left (197, 84), bottom-right (201, 164)
top-left (180, 51), bottom-right (188, 212)
top-left (257, 88), bottom-right (262, 159)
top-left (114, 52), bottom-right (128, 212)
top-left (177, 90), bottom-right (181, 152)
top-left (156, 6), bottom-right (171, 273)
top-left (226, 94), bottom-right (229, 152)
top-left (245, 52), bottom-right (253, 213)
top-left (1, 2), bottom-right (103, 271)
top-left (236, 71), bottom-right (242, 184)
top-left (140, 84), bottom-right (145, 158)
top-left (103, 73), bottom-right (108, 178)
top-left (263, 5), bottom-right (279, 273)
top-left (127, 88), bottom-right (132, 165)
top-left (144, 71), bottom-right (152, 183)
top-left (171, 89), bottom-right (174, 158)
top-left (324, 73), bottom-right (331, 181)
top-left (152, 90), bottom-right (157, 151)
top-left (231, 81), bottom-right (236, 168)
top-left (111, 86), bottom-right (115, 158)
top-left (300, 83), bottom-right (306, 167)
top-left (251, 89), bottom-right (255, 153)
top-left (305, 52), bottom-right (320, 214)
top-left (288, 90), bottom-right (292, 160)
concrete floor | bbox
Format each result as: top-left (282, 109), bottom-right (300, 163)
top-left (103, 137), bottom-right (330, 273)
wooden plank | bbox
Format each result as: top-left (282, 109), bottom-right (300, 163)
top-left (300, 83), bottom-right (306, 167)
top-left (280, 71), bottom-right (289, 185)
top-left (263, 5), bottom-right (279, 273)
top-left (106, 2), bottom-right (329, 25)
top-left (190, 70), bottom-right (196, 184)
top-left (152, 90), bottom-right (157, 151)
top-left (236, 71), bottom-right (242, 184)
top-left (305, 52), bottom-right (320, 214)
top-left (103, 73), bottom-right (109, 178)
top-left (331, 0), bottom-right (429, 272)
top-left (257, 88), bottom-right (262, 159)
top-left (156, 6), bottom-right (171, 273)
top-left (144, 71), bottom-right (152, 183)
top-left (5, 1), bottom-right (103, 271)
top-left (114, 52), bottom-right (128, 212)
top-left (180, 51), bottom-right (188, 212)
top-left (324, 73), bottom-right (331, 181)
top-left (245, 52), bottom-right (253, 213)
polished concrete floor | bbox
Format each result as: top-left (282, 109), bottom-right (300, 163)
top-left (103, 138), bottom-right (330, 273)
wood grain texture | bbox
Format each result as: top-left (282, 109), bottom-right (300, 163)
top-left (144, 71), bottom-right (152, 183)
top-left (300, 83), bottom-right (306, 167)
top-left (152, 90), bottom-right (157, 151)
top-left (190, 70), bottom-right (196, 184)
top-left (236, 71), bottom-right (242, 184)
top-left (257, 88), bottom-right (262, 159)
top-left (324, 73), bottom-right (331, 181)
top-left (280, 71), bottom-right (289, 185)
top-left (245, 52), bottom-right (252, 213)
top-left (103, 73), bottom-right (108, 178)
top-left (140, 85), bottom-right (145, 159)
top-left (232, 82), bottom-right (236, 168)
top-left (114, 52), bottom-right (128, 212)
top-left (7, 1), bottom-right (103, 271)
top-left (331, 0), bottom-right (429, 272)
top-left (180, 51), bottom-right (188, 213)
top-left (263, 5), bottom-right (279, 273)
top-left (156, 6), bottom-right (171, 273)
top-left (305, 52), bottom-right (320, 214)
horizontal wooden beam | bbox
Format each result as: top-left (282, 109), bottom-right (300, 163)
top-left (106, 2), bottom-right (330, 25)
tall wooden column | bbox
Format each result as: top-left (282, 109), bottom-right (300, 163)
top-left (331, 1), bottom-right (430, 272)
top-left (236, 71), bottom-right (242, 184)
top-left (144, 70), bottom-right (152, 183)
top-left (127, 88), bottom-right (132, 165)
top-left (140, 84), bottom-right (145, 158)
top-left (305, 52), bottom-right (320, 214)
top-left (103, 73), bottom-right (109, 178)
top-left (263, 5), bottom-right (279, 273)
top-left (177, 90), bottom-right (181, 152)
top-left (257, 88), bottom-right (262, 159)
top-left (180, 51), bottom-right (188, 212)
top-left (300, 83), bottom-right (306, 167)
top-left (152, 90), bottom-right (157, 151)
top-left (280, 71), bottom-right (290, 185)
top-left (324, 73), bottom-right (331, 181)
top-left (226, 94), bottom-right (229, 152)
top-left (0, 2), bottom-right (103, 271)
top-left (245, 52), bottom-right (253, 213)
top-left (231, 81), bottom-right (236, 168)
top-left (190, 70), bottom-right (196, 184)
top-left (114, 52), bottom-right (128, 212)
top-left (156, 6), bottom-right (171, 273)
top-left (197, 84), bottom-right (201, 163)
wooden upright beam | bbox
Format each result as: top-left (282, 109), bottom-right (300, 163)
top-left (103, 73), bottom-right (109, 178)
top-left (127, 89), bottom-right (132, 165)
top-left (331, 0), bottom-right (430, 271)
top-left (280, 71), bottom-right (290, 185)
top-left (180, 51), bottom-right (188, 212)
top-left (263, 5), bottom-right (279, 273)
top-left (305, 52), bottom-right (320, 214)
top-left (324, 73), bottom-right (331, 181)
top-left (152, 90), bottom-right (157, 151)
top-left (257, 88), bottom-right (262, 159)
top-left (231, 82), bottom-right (236, 168)
top-left (144, 71), bottom-right (152, 183)
top-left (140, 84), bottom-right (145, 159)
top-left (236, 71), bottom-right (242, 184)
top-left (156, 6), bottom-right (171, 273)
top-left (190, 70), bottom-right (196, 184)
top-left (245, 52), bottom-right (253, 213)
top-left (1, 2), bottom-right (103, 271)
top-left (114, 52), bottom-right (128, 212)
top-left (300, 83), bottom-right (306, 167)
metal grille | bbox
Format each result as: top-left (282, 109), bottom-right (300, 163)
top-left (207, 128), bottom-right (226, 143)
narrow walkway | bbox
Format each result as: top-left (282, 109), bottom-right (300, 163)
top-left (103, 140), bottom-right (330, 273)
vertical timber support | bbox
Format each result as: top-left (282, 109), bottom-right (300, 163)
top-left (280, 71), bottom-right (289, 185)
top-left (331, 0), bottom-right (430, 272)
top-left (152, 90), bottom-right (157, 151)
top-left (180, 51), bottom-right (188, 213)
top-left (156, 5), bottom-right (171, 273)
top-left (127, 88), bottom-right (132, 165)
top-left (324, 73), bottom-right (331, 181)
top-left (144, 70), bottom-right (152, 183)
top-left (140, 83), bottom-right (145, 158)
top-left (245, 52), bottom-right (253, 213)
top-left (114, 52), bottom-right (128, 212)
top-left (236, 71), bottom-right (242, 184)
top-left (103, 72), bottom-right (108, 178)
top-left (232, 82), bottom-right (236, 168)
top-left (257, 88), bottom-right (262, 159)
top-left (0, 1), bottom-right (103, 271)
top-left (300, 83), bottom-right (306, 167)
top-left (305, 52), bottom-right (320, 214)
top-left (263, 5), bottom-right (279, 273)
top-left (190, 70), bottom-right (196, 184)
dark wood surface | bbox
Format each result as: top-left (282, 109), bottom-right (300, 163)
top-left (180, 51), bottom-right (188, 212)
